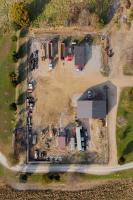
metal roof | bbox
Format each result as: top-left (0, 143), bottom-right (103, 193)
top-left (74, 45), bottom-right (86, 66)
top-left (77, 100), bottom-right (106, 119)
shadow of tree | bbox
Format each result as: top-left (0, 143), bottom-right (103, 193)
top-left (123, 140), bottom-right (133, 156)
top-left (17, 61), bottom-right (27, 84)
top-left (20, 28), bottom-right (29, 38)
top-left (27, 0), bottom-right (50, 22)
top-left (17, 42), bottom-right (28, 58)
top-left (17, 91), bottom-right (26, 105)
top-left (122, 126), bottom-right (131, 139)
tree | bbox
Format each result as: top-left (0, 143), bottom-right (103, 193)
top-left (11, 35), bottom-right (17, 42)
top-left (9, 72), bottom-right (18, 87)
top-left (12, 51), bottom-right (20, 62)
top-left (9, 102), bottom-right (17, 111)
top-left (9, 2), bottom-right (30, 29)
top-left (19, 173), bottom-right (28, 183)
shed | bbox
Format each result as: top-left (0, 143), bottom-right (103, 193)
top-left (77, 100), bottom-right (106, 119)
top-left (57, 136), bottom-right (66, 149)
top-left (74, 45), bottom-right (86, 68)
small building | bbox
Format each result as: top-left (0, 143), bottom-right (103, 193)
top-left (76, 126), bottom-right (83, 151)
top-left (69, 137), bottom-right (75, 151)
top-left (57, 136), bottom-right (66, 150)
top-left (74, 45), bottom-right (86, 70)
top-left (77, 100), bottom-right (106, 119)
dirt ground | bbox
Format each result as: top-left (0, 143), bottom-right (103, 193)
top-left (1, 179), bottom-right (133, 200)
top-left (31, 39), bottom-right (105, 129)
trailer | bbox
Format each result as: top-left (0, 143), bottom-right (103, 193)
top-left (40, 43), bottom-right (47, 61)
top-left (48, 38), bottom-right (58, 59)
top-left (60, 42), bottom-right (65, 60)
top-left (48, 42), bottom-right (52, 59)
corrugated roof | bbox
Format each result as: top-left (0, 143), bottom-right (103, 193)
top-left (74, 45), bottom-right (86, 66)
top-left (77, 100), bottom-right (106, 119)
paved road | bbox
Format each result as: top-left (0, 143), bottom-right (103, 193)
top-left (0, 152), bottom-right (133, 175)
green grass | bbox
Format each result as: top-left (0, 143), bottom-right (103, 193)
top-left (116, 88), bottom-right (133, 163)
top-left (0, 35), bottom-right (16, 156)
top-left (0, 162), bottom-right (133, 186)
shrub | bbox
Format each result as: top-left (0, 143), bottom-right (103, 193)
top-left (9, 2), bottom-right (30, 29)
top-left (118, 156), bottom-right (126, 164)
top-left (9, 102), bottom-right (17, 111)
top-left (9, 71), bottom-right (17, 80)
top-left (12, 51), bottom-right (19, 62)
top-left (11, 35), bottom-right (17, 42)
top-left (19, 173), bottom-right (28, 183)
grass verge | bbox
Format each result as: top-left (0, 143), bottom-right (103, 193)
top-left (0, 35), bottom-right (16, 157)
top-left (116, 87), bottom-right (133, 163)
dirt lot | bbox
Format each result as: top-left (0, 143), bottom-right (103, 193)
top-left (31, 38), bottom-right (104, 129)
top-left (27, 37), bottom-right (109, 163)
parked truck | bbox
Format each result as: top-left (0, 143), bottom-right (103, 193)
top-left (60, 42), bottom-right (65, 60)
top-left (48, 38), bottom-right (58, 59)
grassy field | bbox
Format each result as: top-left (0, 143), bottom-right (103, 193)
top-left (1, 162), bottom-right (133, 187)
top-left (116, 88), bottom-right (133, 163)
top-left (0, 35), bottom-right (16, 156)
top-left (0, 0), bottom-right (113, 32)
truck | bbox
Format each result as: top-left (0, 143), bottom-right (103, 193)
top-left (60, 42), bottom-right (65, 60)
top-left (48, 38), bottom-right (58, 59)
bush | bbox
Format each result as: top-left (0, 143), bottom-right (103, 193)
top-left (118, 156), bottom-right (126, 164)
top-left (9, 71), bottom-right (17, 80)
top-left (42, 173), bottom-right (61, 183)
top-left (19, 173), bottom-right (28, 183)
top-left (12, 51), bottom-right (19, 62)
top-left (11, 35), bottom-right (17, 42)
top-left (9, 2), bottom-right (30, 29)
top-left (11, 80), bottom-right (18, 87)
top-left (9, 102), bottom-right (17, 111)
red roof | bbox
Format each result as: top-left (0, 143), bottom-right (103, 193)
top-left (57, 136), bottom-right (66, 149)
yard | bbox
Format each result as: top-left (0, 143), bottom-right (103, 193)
top-left (116, 87), bottom-right (133, 163)
top-left (0, 35), bottom-right (16, 157)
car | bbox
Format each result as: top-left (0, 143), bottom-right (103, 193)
top-left (32, 134), bottom-right (37, 145)
top-left (58, 156), bottom-right (62, 162)
top-left (34, 149), bottom-right (38, 159)
top-left (87, 90), bottom-right (95, 99)
top-left (28, 83), bottom-right (33, 90)
top-left (48, 61), bottom-right (53, 71)
top-left (76, 65), bottom-right (83, 71)
top-left (28, 83), bottom-right (33, 93)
